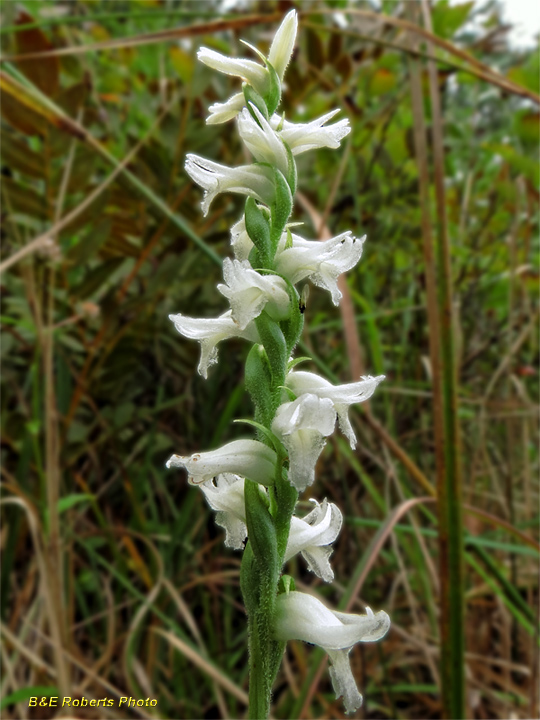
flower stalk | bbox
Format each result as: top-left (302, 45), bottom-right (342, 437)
top-left (167, 11), bottom-right (390, 717)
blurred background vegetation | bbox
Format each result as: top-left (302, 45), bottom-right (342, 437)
top-left (0, 1), bottom-right (538, 718)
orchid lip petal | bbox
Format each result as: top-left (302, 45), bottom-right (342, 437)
top-left (272, 394), bottom-right (337, 490)
top-left (284, 499), bottom-right (343, 582)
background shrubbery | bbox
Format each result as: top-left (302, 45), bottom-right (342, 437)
top-left (1, 1), bottom-right (538, 718)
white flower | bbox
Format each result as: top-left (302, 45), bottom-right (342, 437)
top-left (286, 371), bottom-right (385, 449)
top-left (198, 474), bottom-right (341, 581)
top-left (274, 591), bottom-right (391, 714)
top-left (275, 231), bottom-right (365, 305)
top-left (284, 499), bottom-right (342, 582)
top-left (198, 11), bottom-right (297, 125)
top-left (185, 154), bottom-right (275, 216)
top-left (166, 439), bottom-right (276, 486)
top-left (207, 92), bottom-right (245, 125)
top-left (270, 110), bottom-right (350, 155)
top-left (230, 215), bottom-right (253, 261)
top-left (200, 473), bottom-right (247, 549)
top-left (217, 258), bottom-right (290, 330)
top-left (272, 393), bottom-right (336, 491)
top-left (268, 10), bottom-right (298, 80)
top-left (169, 310), bottom-right (258, 379)
top-left (238, 104), bottom-right (290, 178)
top-left (197, 47), bottom-right (270, 97)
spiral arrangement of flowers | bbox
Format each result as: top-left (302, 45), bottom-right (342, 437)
top-left (166, 11), bottom-right (390, 716)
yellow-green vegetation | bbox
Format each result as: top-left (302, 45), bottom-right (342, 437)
top-left (1, 2), bottom-right (538, 719)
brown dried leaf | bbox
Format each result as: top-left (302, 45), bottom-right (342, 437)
top-left (15, 11), bottom-right (59, 98)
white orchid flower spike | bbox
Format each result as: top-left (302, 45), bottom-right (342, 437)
top-left (272, 393), bottom-right (336, 491)
top-left (168, 310), bottom-right (258, 379)
top-left (274, 591), bottom-right (391, 713)
top-left (166, 439), bottom-right (276, 486)
top-left (286, 371), bottom-right (385, 448)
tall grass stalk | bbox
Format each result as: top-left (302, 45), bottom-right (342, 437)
top-left (408, 3), bottom-right (465, 716)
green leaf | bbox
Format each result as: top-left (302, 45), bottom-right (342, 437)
top-left (234, 418), bottom-right (284, 456)
top-left (278, 282), bottom-right (303, 357)
top-left (255, 312), bottom-right (287, 391)
top-left (0, 687), bottom-right (59, 711)
top-left (245, 197), bottom-right (272, 267)
top-left (245, 344), bottom-right (274, 428)
top-left (277, 575), bottom-right (296, 594)
top-left (66, 218), bottom-right (111, 265)
top-left (264, 61), bottom-right (281, 116)
top-left (244, 479), bottom-right (278, 587)
top-left (57, 494), bottom-right (94, 514)
top-left (244, 84), bottom-right (269, 122)
top-left (432, 0), bottom-right (474, 38)
top-left (169, 46), bottom-right (194, 83)
top-left (74, 257), bottom-right (125, 299)
top-left (284, 141), bottom-right (297, 195)
top-left (270, 169), bottom-right (293, 248)
top-left (287, 356), bottom-right (311, 370)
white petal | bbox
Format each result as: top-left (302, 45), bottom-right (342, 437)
top-left (327, 649), bottom-right (364, 714)
top-left (168, 310), bottom-right (258, 378)
top-left (275, 232), bottom-right (365, 305)
top-left (200, 474), bottom-right (247, 549)
top-left (237, 105), bottom-right (289, 177)
top-left (272, 394), bottom-right (336, 491)
top-left (217, 258), bottom-right (290, 330)
top-left (197, 48), bottom-right (269, 95)
top-left (185, 154), bottom-right (275, 216)
top-left (286, 371), bottom-right (385, 448)
top-left (285, 499), bottom-right (343, 582)
top-left (230, 215), bottom-right (254, 261)
top-left (271, 110), bottom-right (351, 155)
top-left (207, 92), bottom-right (245, 124)
top-left (268, 10), bottom-right (298, 80)
top-left (275, 591), bottom-right (390, 649)
top-left (166, 439), bottom-right (276, 486)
